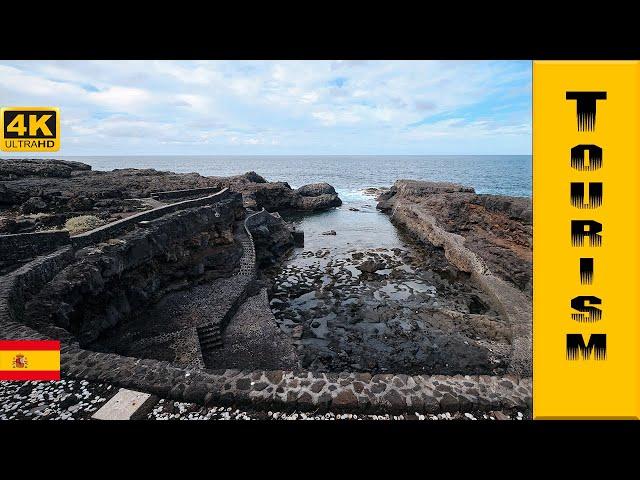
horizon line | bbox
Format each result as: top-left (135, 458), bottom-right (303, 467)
top-left (2, 153), bottom-right (533, 158)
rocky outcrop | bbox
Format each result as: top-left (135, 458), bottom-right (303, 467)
top-left (377, 180), bottom-right (532, 375)
top-left (232, 175), bottom-right (342, 212)
top-left (296, 183), bottom-right (336, 197)
top-left (378, 181), bottom-right (532, 293)
top-left (245, 209), bottom-right (296, 268)
top-left (0, 158), bottom-right (91, 180)
top-left (292, 183), bottom-right (342, 211)
top-left (0, 160), bottom-right (341, 233)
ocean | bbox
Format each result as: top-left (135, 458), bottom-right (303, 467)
top-left (59, 155), bottom-right (532, 251)
top-left (61, 155), bottom-right (531, 200)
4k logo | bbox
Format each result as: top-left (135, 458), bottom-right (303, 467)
top-left (1, 107), bottom-right (60, 152)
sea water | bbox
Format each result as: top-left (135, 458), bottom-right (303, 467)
top-left (60, 155), bottom-right (531, 251)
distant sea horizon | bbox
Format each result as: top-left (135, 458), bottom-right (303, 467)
top-left (8, 154), bottom-right (532, 200)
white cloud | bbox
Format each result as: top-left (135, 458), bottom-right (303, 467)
top-left (312, 110), bottom-right (361, 126)
top-left (0, 65), bottom-right (85, 98)
top-left (87, 86), bottom-right (153, 110)
top-left (0, 60), bottom-right (531, 155)
top-left (404, 117), bottom-right (532, 140)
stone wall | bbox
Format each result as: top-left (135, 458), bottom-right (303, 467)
top-left (0, 185), bottom-right (532, 415)
top-left (151, 186), bottom-right (222, 201)
top-left (24, 194), bottom-right (245, 346)
top-left (71, 188), bottom-right (233, 248)
top-left (60, 349), bottom-right (532, 414)
top-left (0, 231), bottom-right (70, 272)
top-left (0, 248), bottom-right (531, 414)
top-left (0, 247), bottom-right (75, 329)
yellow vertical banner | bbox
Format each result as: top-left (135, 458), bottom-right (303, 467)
top-left (533, 61), bottom-right (640, 419)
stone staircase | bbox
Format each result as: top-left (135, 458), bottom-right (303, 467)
top-left (196, 323), bottom-right (223, 351)
top-left (196, 215), bottom-right (258, 358)
top-left (238, 210), bottom-right (258, 277)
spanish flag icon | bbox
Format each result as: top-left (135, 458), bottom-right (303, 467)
top-left (0, 340), bottom-right (60, 381)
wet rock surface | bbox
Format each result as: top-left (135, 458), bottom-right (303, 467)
top-left (377, 180), bottom-right (532, 294)
top-left (265, 243), bottom-right (510, 375)
top-left (376, 180), bottom-right (532, 375)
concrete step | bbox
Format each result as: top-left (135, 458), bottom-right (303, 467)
top-left (92, 389), bottom-right (158, 420)
top-left (201, 335), bottom-right (222, 341)
top-left (200, 336), bottom-right (222, 345)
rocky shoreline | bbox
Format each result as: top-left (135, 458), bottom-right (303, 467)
top-left (266, 245), bottom-right (509, 375)
top-left (376, 181), bottom-right (532, 375)
top-left (0, 158), bottom-right (341, 237)
top-left (0, 159), bottom-right (532, 418)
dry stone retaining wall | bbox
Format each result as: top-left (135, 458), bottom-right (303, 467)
top-left (0, 231), bottom-right (70, 272)
top-left (71, 188), bottom-right (233, 248)
top-left (151, 186), bottom-right (222, 201)
top-left (0, 193), bottom-right (532, 414)
top-left (0, 250), bottom-right (532, 414)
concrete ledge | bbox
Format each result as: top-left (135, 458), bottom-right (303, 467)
top-left (151, 186), bottom-right (222, 201)
top-left (92, 389), bottom-right (158, 420)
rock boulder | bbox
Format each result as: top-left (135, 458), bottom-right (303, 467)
top-left (245, 210), bottom-right (296, 268)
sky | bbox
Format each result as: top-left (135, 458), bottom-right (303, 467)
top-left (0, 60), bottom-right (532, 156)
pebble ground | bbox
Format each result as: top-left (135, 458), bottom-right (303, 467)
top-left (0, 379), bottom-right (116, 420)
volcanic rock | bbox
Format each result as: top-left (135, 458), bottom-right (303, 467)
top-left (245, 210), bottom-right (296, 268)
top-left (356, 259), bottom-right (385, 273)
top-left (0, 160), bottom-right (342, 232)
top-left (377, 179), bottom-right (532, 375)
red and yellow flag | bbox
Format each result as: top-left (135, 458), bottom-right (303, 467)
top-left (0, 340), bottom-right (60, 381)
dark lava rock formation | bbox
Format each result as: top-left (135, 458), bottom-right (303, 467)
top-left (377, 180), bottom-right (532, 375)
top-left (0, 159), bottom-right (342, 371)
top-left (0, 164), bottom-right (533, 415)
top-left (268, 246), bottom-right (506, 376)
top-left (0, 159), bottom-right (341, 234)
top-left (245, 209), bottom-right (297, 269)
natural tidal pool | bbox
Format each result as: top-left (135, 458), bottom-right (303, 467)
top-left (267, 194), bottom-right (512, 375)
